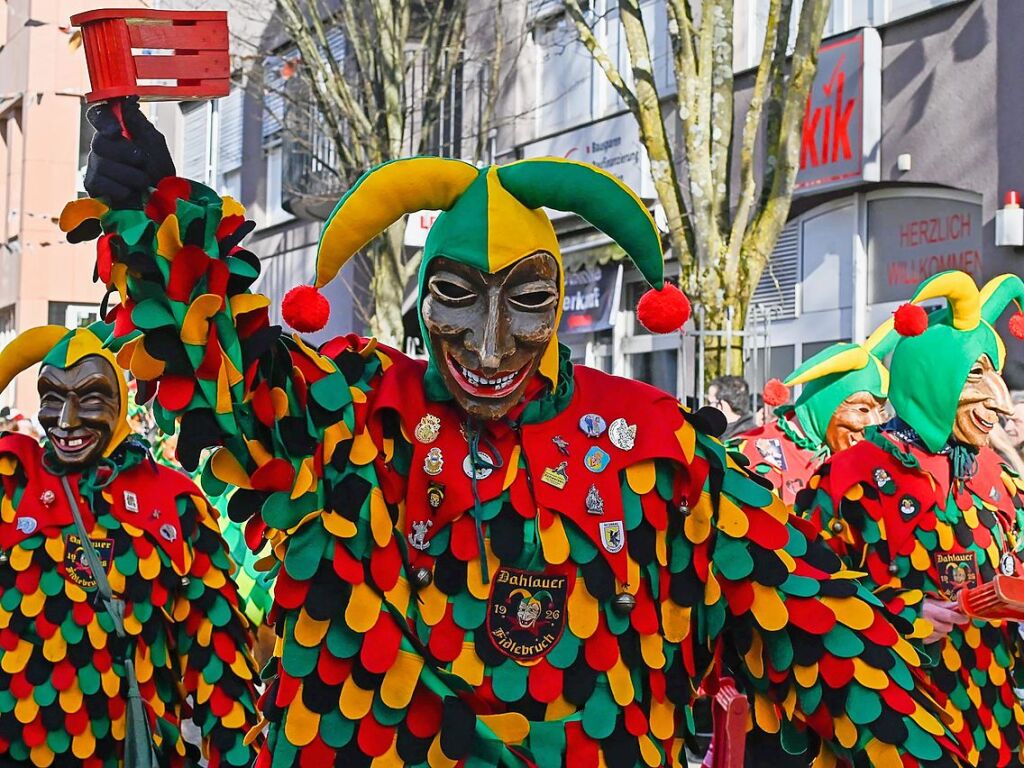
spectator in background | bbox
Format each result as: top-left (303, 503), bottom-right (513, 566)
top-left (992, 390), bottom-right (1024, 475)
top-left (708, 375), bottom-right (757, 440)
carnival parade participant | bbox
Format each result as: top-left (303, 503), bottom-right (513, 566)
top-left (65, 98), bottom-right (967, 767)
top-left (0, 322), bottom-right (260, 767)
top-left (800, 270), bottom-right (1024, 767)
top-left (733, 334), bottom-right (893, 506)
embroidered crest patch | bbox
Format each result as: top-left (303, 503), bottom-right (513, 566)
top-left (63, 534), bottom-right (114, 590)
top-left (599, 520), bottom-right (626, 553)
top-left (755, 438), bottom-right (787, 470)
top-left (935, 551), bottom-right (979, 597)
top-left (487, 568), bottom-right (568, 661)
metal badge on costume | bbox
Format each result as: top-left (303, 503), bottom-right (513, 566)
top-left (608, 418), bottom-right (636, 451)
top-left (63, 533), bottom-right (114, 589)
top-left (486, 567), bottom-right (568, 661)
top-left (599, 520), bottom-right (625, 553)
top-left (584, 446), bottom-right (610, 473)
top-left (414, 415), bottom-right (441, 444)
top-left (755, 438), bottom-right (787, 470)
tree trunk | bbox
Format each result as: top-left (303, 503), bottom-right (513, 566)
top-left (368, 223), bottom-right (409, 345)
top-left (698, 293), bottom-right (746, 383)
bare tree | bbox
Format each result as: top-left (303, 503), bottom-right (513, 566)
top-left (266, 0), bottom-right (469, 343)
top-left (565, 0), bottom-right (831, 376)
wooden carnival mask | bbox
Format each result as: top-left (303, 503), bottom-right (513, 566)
top-left (951, 355), bottom-right (1012, 449)
top-left (38, 355), bottom-right (122, 467)
top-left (421, 253), bottom-right (559, 421)
top-left (825, 391), bottom-right (886, 452)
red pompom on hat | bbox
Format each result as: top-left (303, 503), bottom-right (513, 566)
top-left (762, 378), bottom-right (790, 407)
top-left (1010, 311), bottom-right (1024, 340)
top-left (637, 283), bottom-right (691, 334)
top-left (282, 285), bottom-right (330, 333)
top-left (893, 303), bottom-right (928, 337)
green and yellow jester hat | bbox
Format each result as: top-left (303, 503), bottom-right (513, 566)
top-left (887, 270), bottom-right (1024, 453)
top-left (0, 322), bottom-right (133, 455)
top-left (279, 156), bottom-right (690, 393)
top-left (762, 322), bottom-right (897, 448)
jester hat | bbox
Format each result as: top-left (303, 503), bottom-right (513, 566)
top-left (779, 323), bottom-right (898, 448)
top-left (0, 322), bottom-right (133, 455)
top-left (887, 270), bottom-right (1024, 453)
top-left (280, 156), bottom-right (689, 391)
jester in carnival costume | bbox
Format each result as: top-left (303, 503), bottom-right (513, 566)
top-left (732, 334), bottom-right (892, 506)
top-left (800, 270), bottom-right (1024, 766)
top-left (69, 99), bottom-right (967, 767)
top-left (0, 322), bottom-right (259, 767)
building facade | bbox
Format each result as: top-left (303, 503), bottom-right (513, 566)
top-left (0, 0), bottom-right (145, 413)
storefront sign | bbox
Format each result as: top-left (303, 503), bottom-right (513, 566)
top-left (867, 195), bottom-right (984, 303)
top-left (559, 264), bottom-right (622, 335)
top-left (795, 28), bottom-right (881, 194)
top-left (522, 112), bottom-right (653, 202)
top-left (404, 210), bottom-right (441, 248)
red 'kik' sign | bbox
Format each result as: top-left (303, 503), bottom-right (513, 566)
top-left (795, 29), bottom-right (881, 193)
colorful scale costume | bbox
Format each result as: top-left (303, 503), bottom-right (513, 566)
top-left (800, 271), bottom-right (1024, 767)
top-left (0, 324), bottom-right (259, 766)
top-left (734, 334), bottom-right (892, 506)
top-left (60, 157), bottom-right (965, 767)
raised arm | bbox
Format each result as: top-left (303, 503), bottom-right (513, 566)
top-left (678, 427), bottom-right (960, 766)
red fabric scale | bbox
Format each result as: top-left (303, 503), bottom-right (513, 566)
top-left (34, 613), bottom-right (56, 640)
top-left (818, 654), bottom-right (855, 689)
top-left (803, 706), bottom-right (836, 743)
top-left (624, 703), bottom-right (649, 736)
top-left (718, 578), bottom-right (754, 616)
top-left (297, 734), bottom-right (337, 767)
top-left (786, 597), bottom-right (837, 635)
top-left (213, 631), bottom-right (237, 664)
top-left (0, 629), bottom-right (18, 653)
top-left (66, 707), bottom-right (91, 735)
top-left (8, 673), bottom-right (31, 699)
top-left (526, 659), bottom-right (562, 704)
top-left (583, 617), bottom-right (619, 672)
top-left (368, 541), bottom-right (402, 593)
top-left (215, 214), bottom-right (244, 241)
top-left (52, 660), bottom-right (76, 691)
top-left (14, 564), bottom-right (40, 595)
top-left (94, 647), bottom-right (112, 674)
top-left (640, 490), bottom-right (668, 531)
top-left (629, 585), bottom-right (659, 635)
top-left (406, 690), bottom-right (443, 739)
top-left (331, 543), bottom-right (364, 585)
top-left (565, 721), bottom-right (599, 767)
top-left (882, 684), bottom-right (917, 716)
top-left (274, 571), bottom-right (311, 610)
top-left (210, 687), bottom-right (233, 717)
top-left (250, 382), bottom-right (276, 426)
top-left (250, 459), bottom-right (296, 493)
top-left (743, 507), bottom-right (790, 550)
top-left (508, 474), bottom-right (536, 518)
top-left (108, 694), bottom-right (126, 721)
top-left (22, 720), bottom-right (47, 748)
top-left (356, 714), bottom-right (395, 757)
top-left (316, 650), bottom-right (350, 686)
top-left (449, 515), bottom-right (480, 563)
top-left (157, 375), bottom-right (197, 412)
top-left (144, 177), bottom-right (191, 221)
top-left (360, 616), bottom-right (402, 675)
top-left (113, 300), bottom-right (137, 337)
top-left (275, 673), bottom-right (301, 708)
top-left (862, 611), bottom-right (898, 647)
top-left (427, 606), bottom-right (464, 663)
top-left (195, 324), bottom-right (222, 380)
top-left (167, 245), bottom-right (211, 303)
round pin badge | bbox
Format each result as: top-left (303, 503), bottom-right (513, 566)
top-left (579, 413), bottom-right (607, 438)
top-left (584, 446), bottom-right (611, 473)
top-left (463, 450), bottom-right (494, 480)
top-left (1001, 552), bottom-right (1017, 577)
top-left (608, 418), bottom-right (637, 451)
top-left (414, 414), bottom-right (441, 444)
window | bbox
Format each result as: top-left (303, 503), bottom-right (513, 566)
top-left (0, 305), bottom-right (14, 409)
top-left (181, 101), bottom-right (212, 184)
top-left (47, 302), bottom-right (100, 328)
top-left (750, 220), bottom-right (799, 321)
top-left (534, 14), bottom-right (594, 134)
top-left (263, 144), bottom-right (291, 227)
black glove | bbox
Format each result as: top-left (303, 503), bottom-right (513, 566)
top-left (84, 97), bottom-right (175, 208)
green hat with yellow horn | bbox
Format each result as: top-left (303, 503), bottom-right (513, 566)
top-left (887, 270), bottom-right (1024, 452)
top-left (280, 156), bottom-right (689, 394)
top-left (778, 322), bottom-right (897, 448)
top-left (0, 322), bottom-right (133, 456)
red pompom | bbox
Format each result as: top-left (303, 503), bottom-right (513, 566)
top-left (282, 285), bottom-right (330, 333)
top-left (637, 283), bottom-right (691, 334)
top-left (762, 378), bottom-right (790, 407)
top-left (893, 303), bottom-right (928, 337)
top-left (1010, 312), bottom-right (1024, 340)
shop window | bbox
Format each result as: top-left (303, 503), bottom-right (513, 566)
top-left (47, 302), bottom-right (100, 328)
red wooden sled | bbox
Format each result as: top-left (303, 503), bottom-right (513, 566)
top-left (70, 8), bottom-right (229, 103)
